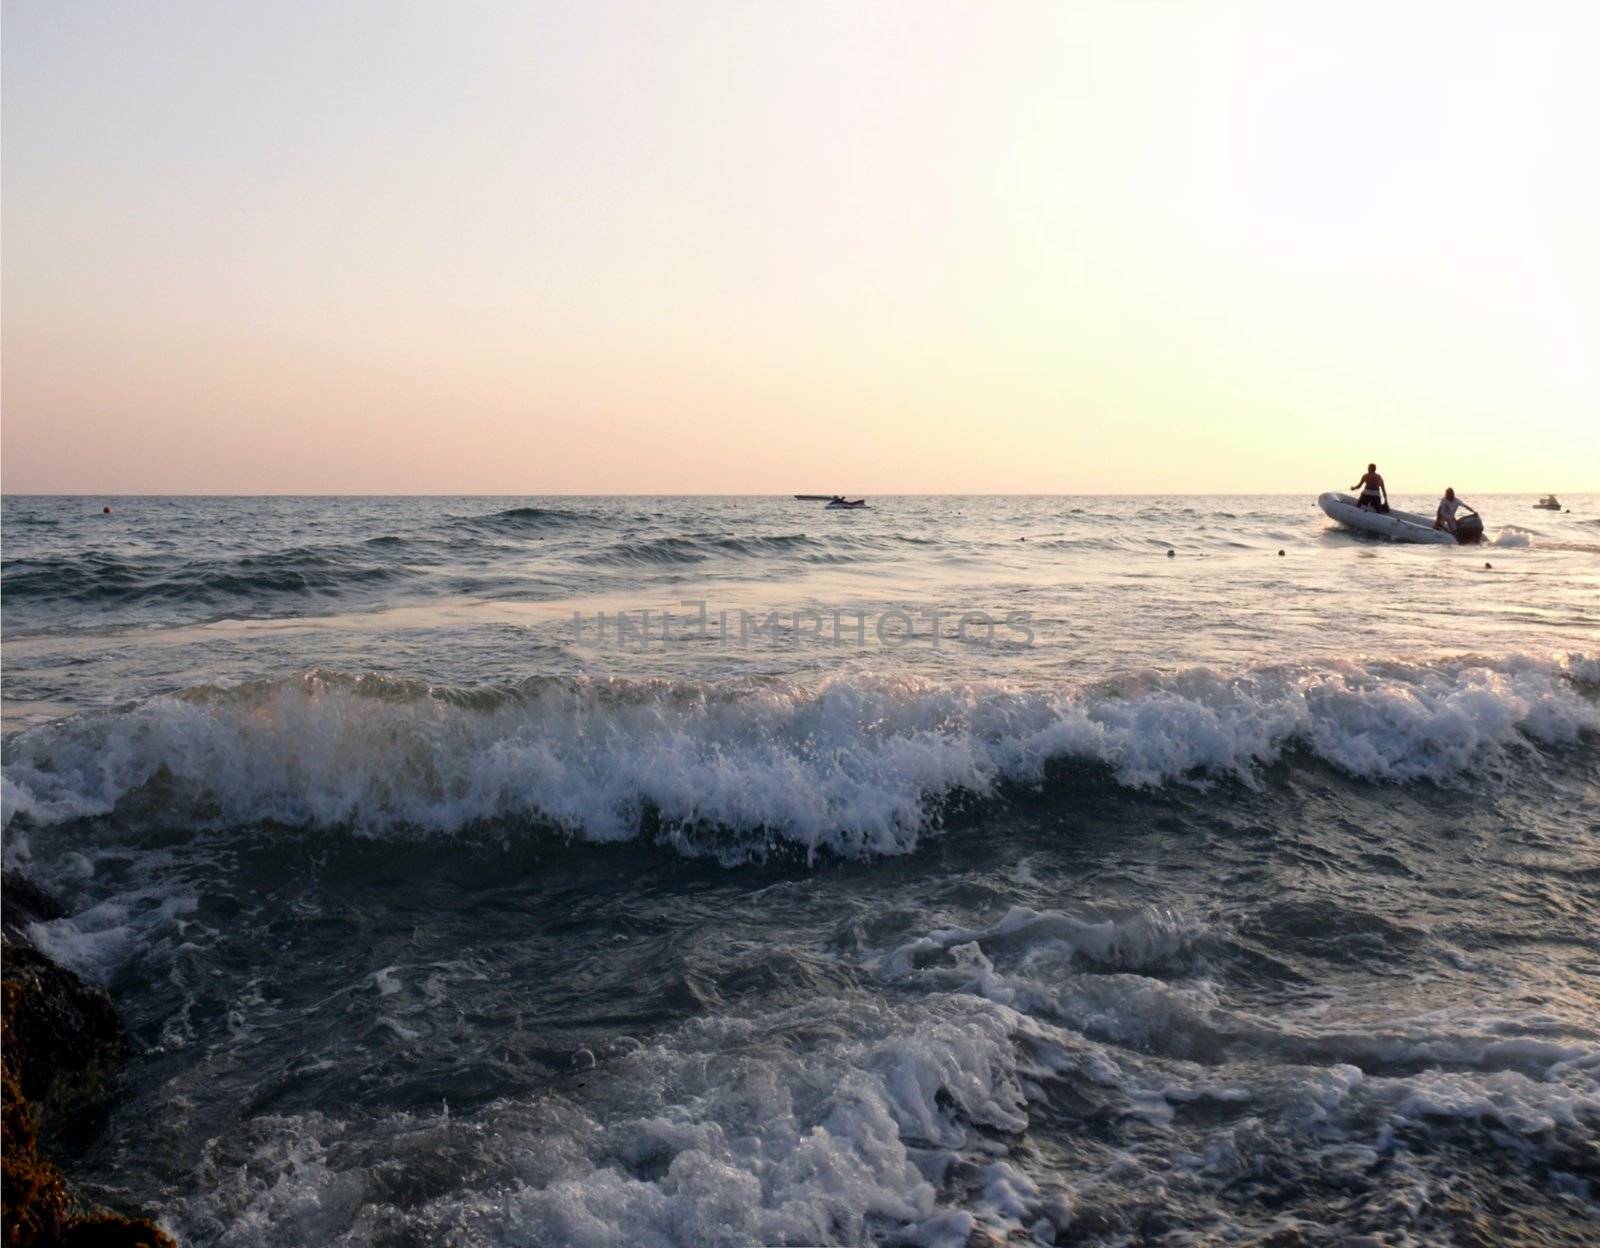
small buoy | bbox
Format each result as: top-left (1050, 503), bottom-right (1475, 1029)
top-left (1277, 549), bottom-right (1285, 556)
top-left (1484, 561), bottom-right (1492, 569)
top-left (102, 506), bottom-right (111, 514)
top-left (1166, 549), bottom-right (1175, 558)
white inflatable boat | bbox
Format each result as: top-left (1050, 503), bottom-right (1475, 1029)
top-left (1318, 492), bottom-right (1484, 545)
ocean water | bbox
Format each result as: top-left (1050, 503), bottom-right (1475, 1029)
top-left (2, 493), bottom-right (1597, 1247)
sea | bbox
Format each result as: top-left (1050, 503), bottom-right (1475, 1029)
top-left (2, 493), bottom-right (1597, 1247)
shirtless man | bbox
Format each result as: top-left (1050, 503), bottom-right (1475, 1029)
top-left (1350, 464), bottom-right (1387, 511)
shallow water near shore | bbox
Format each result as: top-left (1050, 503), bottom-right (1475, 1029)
top-left (3, 494), bottom-right (1598, 1246)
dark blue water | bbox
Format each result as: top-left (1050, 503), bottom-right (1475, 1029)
top-left (3, 495), bottom-right (1597, 1245)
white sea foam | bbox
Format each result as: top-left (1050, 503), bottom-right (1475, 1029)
top-left (880, 911), bottom-right (1600, 1087)
top-left (871, 904), bottom-right (1206, 980)
top-left (24, 882), bottom-right (201, 983)
top-left (62, 889), bottom-right (1600, 1245)
top-left (3, 653), bottom-right (1595, 857)
top-left (162, 995), bottom-right (1042, 1248)
top-left (874, 905), bottom-right (1600, 1186)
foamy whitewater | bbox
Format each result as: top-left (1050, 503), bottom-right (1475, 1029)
top-left (3, 494), bottom-right (1598, 1246)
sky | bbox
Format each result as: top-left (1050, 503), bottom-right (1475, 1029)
top-left (3, 1), bottom-right (1597, 494)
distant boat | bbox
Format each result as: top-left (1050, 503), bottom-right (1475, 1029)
top-left (1533, 495), bottom-right (1561, 510)
top-left (1319, 492), bottom-right (1483, 545)
top-left (797, 494), bottom-right (869, 509)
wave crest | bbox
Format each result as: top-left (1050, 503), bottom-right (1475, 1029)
top-left (452, 506), bottom-right (590, 535)
top-left (579, 533), bottom-right (850, 568)
top-left (0, 548), bottom-right (404, 609)
top-left (3, 654), bottom-right (1595, 855)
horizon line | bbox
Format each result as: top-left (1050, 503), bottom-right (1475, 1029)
top-left (4, 489), bottom-right (1593, 500)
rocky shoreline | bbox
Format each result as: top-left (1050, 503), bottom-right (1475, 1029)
top-left (2, 872), bottom-right (176, 1248)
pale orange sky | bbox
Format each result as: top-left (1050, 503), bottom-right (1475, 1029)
top-left (3, 1), bottom-right (1597, 494)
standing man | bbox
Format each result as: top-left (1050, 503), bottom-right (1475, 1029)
top-left (1351, 464), bottom-right (1387, 511)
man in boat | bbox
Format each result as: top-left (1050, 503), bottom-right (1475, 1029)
top-left (1351, 464), bottom-right (1387, 511)
top-left (1434, 487), bottom-right (1465, 532)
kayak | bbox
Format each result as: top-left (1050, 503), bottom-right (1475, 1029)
top-left (1318, 492), bottom-right (1484, 545)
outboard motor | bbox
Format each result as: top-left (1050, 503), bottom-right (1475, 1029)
top-left (1454, 513), bottom-right (1484, 545)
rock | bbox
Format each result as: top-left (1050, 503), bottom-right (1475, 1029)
top-left (2, 943), bottom-right (128, 1128)
top-left (4, 1009), bottom-right (175, 1248)
top-left (2, 873), bottom-right (67, 944)
top-left (2, 1063), bottom-right (73, 1247)
top-left (2, 874), bottom-right (177, 1247)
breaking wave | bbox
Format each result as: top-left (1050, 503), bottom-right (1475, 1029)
top-left (4, 653), bottom-right (1595, 857)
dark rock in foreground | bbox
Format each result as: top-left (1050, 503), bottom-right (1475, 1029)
top-left (2, 943), bottom-right (128, 1132)
top-left (1, 874), bottom-right (66, 943)
top-left (2, 873), bottom-right (177, 1248)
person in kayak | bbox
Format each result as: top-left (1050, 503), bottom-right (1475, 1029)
top-left (1434, 487), bottom-right (1465, 532)
top-left (1351, 464), bottom-right (1387, 511)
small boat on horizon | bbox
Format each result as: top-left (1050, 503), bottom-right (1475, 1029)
top-left (1533, 495), bottom-right (1562, 510)
top-left (796, 494), bottom-right (869, 509)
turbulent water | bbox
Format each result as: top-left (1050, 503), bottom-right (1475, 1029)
top-left (2, 493), bottom-right (1598, 1247)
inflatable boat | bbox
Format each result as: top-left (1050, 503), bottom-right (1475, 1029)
top-left (1318, 492), bottom-right (1484, 545)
